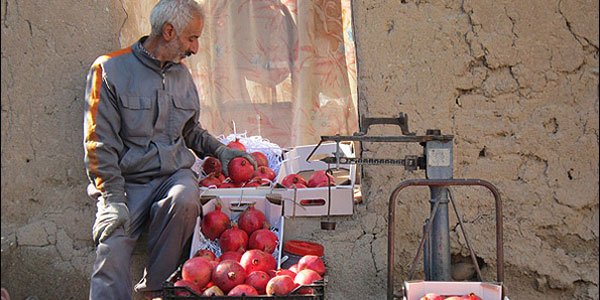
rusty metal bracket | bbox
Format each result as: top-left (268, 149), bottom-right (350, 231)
top-left (356, 113), bottom-right (415, 136)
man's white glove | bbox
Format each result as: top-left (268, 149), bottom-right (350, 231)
top-left (215, 146), bottom-right (258, 176)
top-left (93, 201), bottom-right (130, 244)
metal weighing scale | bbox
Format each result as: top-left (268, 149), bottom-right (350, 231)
top-left (307, 114), bottom-right (505, 300)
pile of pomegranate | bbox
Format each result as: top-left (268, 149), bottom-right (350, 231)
top-left (172, 204), bottom-right (325, 296)
top-left (280, 170), bottom-right (336, 189)
top-left (420, 292), bottom-right (484, 300)
top-left (199, 138), bottom-right (277, 188)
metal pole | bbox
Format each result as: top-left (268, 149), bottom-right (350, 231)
top-left (426, 186), bottom-right (451, 281)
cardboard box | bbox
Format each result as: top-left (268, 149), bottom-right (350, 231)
top-left (190, 194), bottom-right (286, 268)
top-left (276, 142), bottom-right (356, 217)
top-left (403, 281), bottom-right (503, 300)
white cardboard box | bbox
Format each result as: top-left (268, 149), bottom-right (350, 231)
top-left (190, 195), bottom-right (286, 268)
top-left (276, 142), bottom-right (356, 217)
top-left (403, 281), bottom-right (503, 300)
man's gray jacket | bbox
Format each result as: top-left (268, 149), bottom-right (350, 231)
top-left (84, 36), bottom-right (223, 204)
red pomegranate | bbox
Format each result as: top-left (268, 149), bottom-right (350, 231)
top-left (238, 204), bottom-right (267, 236)
top-left (227, 284), bottom-right (258, 296)
top-left (463, 293), bottom-right (483, 300)
top-left (240, 249), bottom-right (277, 274)
top-left (248, 176), bottom-right (271, 186)
top-left (219, 223), bottom-right (249, 253)
top-left (419, 293), bottom-right (443, 300)
top-left (219, 182), bottom-right (236, 188)
top-left (228, 157), bottom-right (255, 184)
top-left (253, 166), bottom-right (276, 181)
top-left (219, 251), bottom-right (243, 263)
top-left (174, 279), bottom-right (201, 296)
top-left (202, 156), bottom-right (222, 176)
top-left (181, 256), bottom-right (212, 289)
top-left (244, 270), bottom-right (270, 294)
top-left (212, 260), bottom-right (247, 294)
top-left (242, 181), bottom-right (261, 187)
top-left (249, 226), bottom-right (279, 254)
top-left (294, 269), bottom-right (322, 294)
top-left (202, 285), bottom-right (224, 296)
top-left (268, 268), bottom-right (297, 280)
top-left (281, 174), bottom-right (308, 188)
top-left (199, 173), bottom-right (222, 188)
top-left (193, 249), bottom-right (217, 262)
top-left (266, 275), bottom-right (298, 296)
top-left (251, 151), bottom-right (269, 167)
top-left (297, 255), bottom-right (325, 275)
top-left (201, 203), bottom-right (230, 241)
top-left (227, 138), bottom-right (246, 151)
top-left (307, 170), bottom-right (336, 187)
top-left (288, 264), bottom-right (299, 273)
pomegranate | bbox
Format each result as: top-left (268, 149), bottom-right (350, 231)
top-left (227, 138), bottom-right (246, 151)
top-left (219, 251), bottom-right (243, 263)
top-left (419, 293), bottom-right (442, 300)
top-left (181, 256), bottom-right (212, 289)
top-left (307, 170), bottom-right (336, 187)
top-left (466, 293), bottom-right (483, 300)
top-left (243, 181), bottom-right (261, 187)
top-left (253, 166), bottom-right (276, 181)
top-left (294, 269), bottom-right (322, 294)
top-left (193, 249), bottom-right (217, 262)
top-left (228, 157), bottom-right (255, 184)
top-left (201, 203), bottom-right (230, 241)
top-left (266, 275), bottom-right (298, 296)
top-left (297, 255), bottom-right (325, 275)
top-left (202, 156), bottom-right (222, 176)
top-left (248, 176), bottom-right (271, 186)
top-left (199, 173), bottom-right (222, 188)
top-left (219, 223), bottom-right (249, 253)
top-left (174, 279), bottom-right (201, 296)
top-left (227, 284), bottom-right (258, 296)
top-left (249, 225), bottom-right (279, 254)
top-left (238, 204), bottom-right (267, 236)
top-left (202, 285), bottom-right (224, 296)
top-left (251, 151), bottom-right (269, 167)
top-left (212, 260), bottom-right (247, 294)
top-left (240, 249), bottom-right (277, 273)
top-left (281, 174), bottom-right (308, 188)
top-left (268, 268), bottom-right (297, 280)
top-left (216, 172), bottom-right (226, 182)
top-left (245, 270), bottom-right (270, 294)
top-left (219, 182), bottom-right (236, 188)
top-left (288, 264), bottom-right (299, 273)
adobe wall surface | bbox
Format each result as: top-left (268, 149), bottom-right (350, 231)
top-left (1, 0), bottom-right (598, 299)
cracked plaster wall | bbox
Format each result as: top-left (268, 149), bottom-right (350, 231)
top-left (1, 0), bottom-right (598, 299)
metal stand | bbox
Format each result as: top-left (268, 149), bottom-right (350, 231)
top-left (386, 179), bottom-right (504, 300)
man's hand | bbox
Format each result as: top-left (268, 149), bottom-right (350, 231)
top-left (215, 146), bottom-right (258, 176)
top-left (93, 201), bottom-right (130, 244)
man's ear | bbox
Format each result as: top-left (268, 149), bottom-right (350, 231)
top-left (162, 23), bottom-right (176, 41)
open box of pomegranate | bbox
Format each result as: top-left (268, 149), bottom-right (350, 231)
top-left (403, 280), bottom-right (503, 300)
top-left (274, 142), bottom-right (356, 217)
top-left (161, 195), bottom-right (328, 299)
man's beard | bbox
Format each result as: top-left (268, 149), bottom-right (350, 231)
top-left (164, 38), bottom-right (191, 63)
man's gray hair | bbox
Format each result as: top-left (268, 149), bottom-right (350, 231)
top-left (150, 0), bottom-right (204, 37)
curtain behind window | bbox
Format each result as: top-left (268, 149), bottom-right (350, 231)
top-left (187, 0), bottom-right (358, 148)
